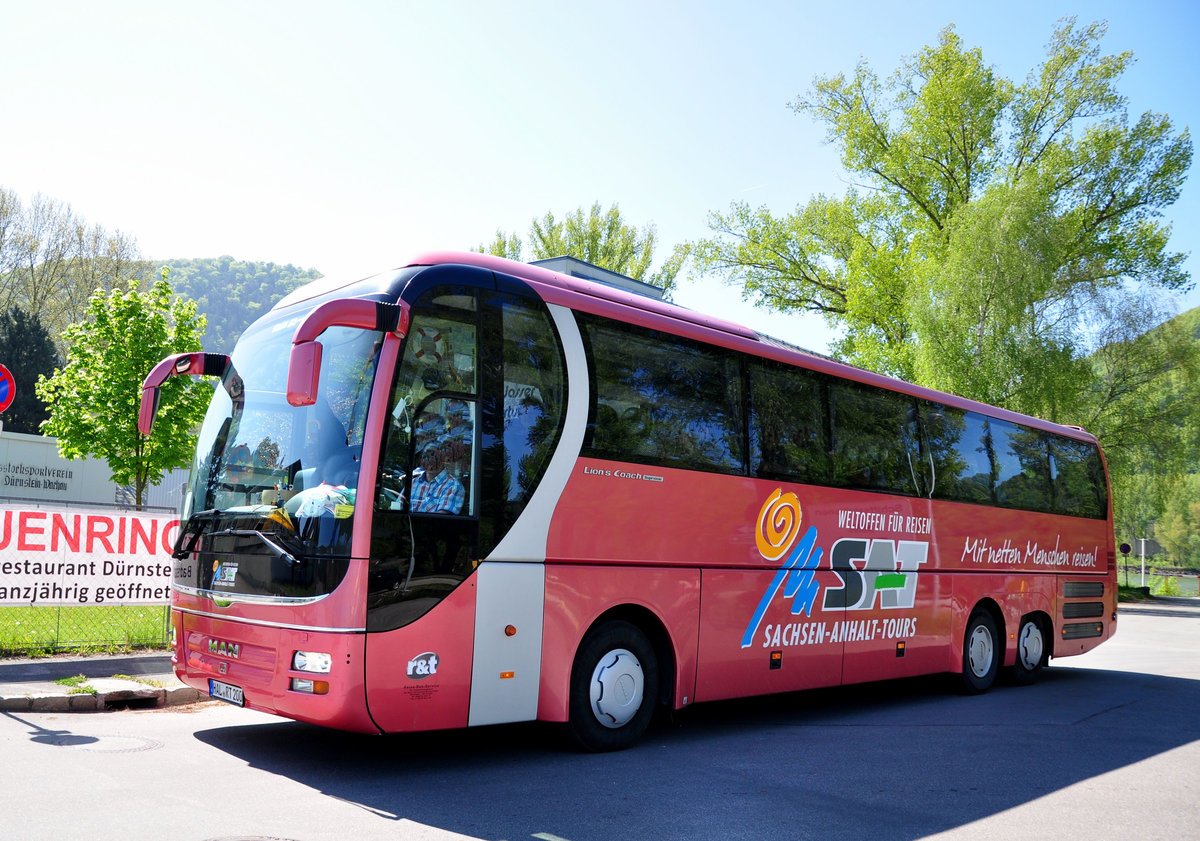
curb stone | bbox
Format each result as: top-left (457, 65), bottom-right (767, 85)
top-left (0, 661), bottom-right (204, 712)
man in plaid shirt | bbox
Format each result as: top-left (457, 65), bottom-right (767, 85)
top-left (410, 438), bottom-right (466, 514)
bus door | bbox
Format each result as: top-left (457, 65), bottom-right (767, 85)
top-left (364, 282), bottom-right (484, 732)
top-left (362, 275), bottom-right (569, 732)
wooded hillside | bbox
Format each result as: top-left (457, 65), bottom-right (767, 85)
top-left (163, 256), bottom-right (322, 351)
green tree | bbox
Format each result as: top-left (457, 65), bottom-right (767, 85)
top-left (479, 201), bottom-right (686, 296)
top-left (1109, 306), bottom-right (1200, 550)
top-left (36, 273), bottom-right (210, 506)
top-left (1156, 473), bottom-right (1200, 567)
top-left (689, 18), bottom-right (1192, 405)
top-left (0, 307), bottom-right (60, 434)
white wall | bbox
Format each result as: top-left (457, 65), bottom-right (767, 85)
top-left (0, 431), bottom-right (185, 513)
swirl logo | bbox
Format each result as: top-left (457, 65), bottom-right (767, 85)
top-left (756, 488), bottom-right (802, 562)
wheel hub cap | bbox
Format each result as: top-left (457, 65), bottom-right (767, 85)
top-left (1019, 623), bottom-right (1044, 670)
top-left (968, 625), bottom-right (994, 678)
top-left (589, 648), bottom-right (644, 729)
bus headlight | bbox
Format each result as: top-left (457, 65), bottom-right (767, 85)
top-left (292, 651), bottom-right (332, 673)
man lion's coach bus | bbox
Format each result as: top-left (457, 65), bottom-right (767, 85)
top-left (139, 252), bottom-right (1117, 750)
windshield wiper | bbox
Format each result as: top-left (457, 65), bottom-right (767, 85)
top-left (171, 509), bottom-right (221, 560)
top-left (216, 529), bottom-right (301, 566)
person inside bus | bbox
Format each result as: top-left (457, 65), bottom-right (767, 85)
top-left (410, 433), bottom-right (467, 514)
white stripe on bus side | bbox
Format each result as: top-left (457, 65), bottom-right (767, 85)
top-left (467, 561), bottom-right (546, 726)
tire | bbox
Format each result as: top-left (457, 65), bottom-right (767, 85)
top-left (961, 609), bottom-right (1000, 694)
top-left (1009, 615), bottom-right (1047, 686)
top-left (567, 620), bottom-right (659, 752)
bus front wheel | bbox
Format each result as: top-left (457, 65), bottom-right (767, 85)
top-left (961, 609), bottom-right (1000, 694)
top-left (568, 620), bottom-right (659, 752)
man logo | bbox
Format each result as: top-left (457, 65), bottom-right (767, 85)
top-left (208, 639), bottom-right (240, 659)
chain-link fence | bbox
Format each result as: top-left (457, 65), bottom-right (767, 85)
top-left (0, 605), bottom-right (170, 655)
top-left (0, 436), bottom-right (186, 656)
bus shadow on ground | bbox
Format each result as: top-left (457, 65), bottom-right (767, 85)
top-left (195, 666), bottom-right (1200, 841)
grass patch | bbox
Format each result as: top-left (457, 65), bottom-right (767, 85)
top-left (53, 674), bottom-right (90, 687)
top-left (112, 674), bottom-right (164, 687)
top-left (0, 605), bottom-right (169, 656)
top-left (54, 673), bottom-right (99, 692)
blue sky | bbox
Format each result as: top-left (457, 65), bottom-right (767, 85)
top-left (4, 1), bottom-right (1198, 352)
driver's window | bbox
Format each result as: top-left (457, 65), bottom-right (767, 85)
top-left (377, 289), bottom-right (478, 515)
top-left (408, 397), bottom-right (474, 514)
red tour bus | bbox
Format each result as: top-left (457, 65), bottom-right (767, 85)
top-left (140, 252), bottom-right (1117, 750)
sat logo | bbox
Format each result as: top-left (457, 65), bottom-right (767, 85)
top-left (824, 537), bottom-right (928, 611)
top-left (407, 651), bottom-right (439, 680)
top-left (741, 490), bottom-right (930, 648)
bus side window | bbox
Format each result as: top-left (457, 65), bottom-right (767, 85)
top-left (923, 404), bottom-right (995, 504)
top-left (829, 382), bottom-right (919, 495)
top-left (1049, 436), bottom-right (1106, 518)
top-left (581, 315), bottom-right (744, 475)
top-left (748, 359), bottom-right (829, 485)
top-left (992, 420), bottom-right (1052, 511)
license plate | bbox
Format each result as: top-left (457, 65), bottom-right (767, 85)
top-left (209, 679), bottom-right (245, 707)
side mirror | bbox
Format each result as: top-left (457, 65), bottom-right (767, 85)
top-left (286, 299), bottom-right (408, 407)
top-left (139, 352), bottom-right (231, 434)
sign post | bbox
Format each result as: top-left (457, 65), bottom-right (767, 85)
top-left (0, 363), bottom-right (15, 414)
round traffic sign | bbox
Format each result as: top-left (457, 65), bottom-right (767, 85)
top-left (0, 363), bottom-right (15, 413)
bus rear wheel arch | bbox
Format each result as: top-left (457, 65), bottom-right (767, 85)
top-left (567, 618), bottom-right (661, 752)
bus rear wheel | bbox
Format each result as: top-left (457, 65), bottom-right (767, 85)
top-left (568, 620), bottom-right (659, 752)
top-left (961, 609), bottom-right (1000, 694)
top-left (1009, 615), bottom-right (1047, 685)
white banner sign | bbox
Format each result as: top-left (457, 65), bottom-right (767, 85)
top-left (0, 506), bottom-right (179, 606)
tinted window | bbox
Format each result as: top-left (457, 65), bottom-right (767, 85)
top-left (501, 296), bottom-right (566, 505)
top-left (369, 285), bottom-right (482, 631)
top-left (1050, 436), bottom-right (1106, 518)
top-left (924, 404), bottom-right (995, 504)
top-left (748, 359), bottom-right (829, 484)
top-left (830, 382), bottom-right (920, 495)
top-left (572, 313), bottom-right (1108, 518)
top-left (992, 420), bottom-right (1052, 511)
top-left (581, 316), bottom-right (744, 474)
top-left (377, 293), bottom-right (479, 516)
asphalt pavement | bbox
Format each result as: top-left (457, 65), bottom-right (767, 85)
top-left (0, 651), bottom-right (202, 712)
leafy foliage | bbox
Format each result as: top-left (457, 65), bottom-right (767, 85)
top-left (479, 202), bottom-right (686, 297)
top-left (1155, 473), bottom-right (1200, 568)
top-left (1113, 306), bottom-right (1200, 556)
top-left (35, 274), bottom-right (210, 505)
top-left (0, 186), bottom-right (155, 346)
top-left (0, 308), bottom-right (60, 434)
top-left (688, 18), bottom-right (1199, 549)
top-left (163, 256), bottom-right (321, 351)
top-left (690, 18), bottom-right (1192, 400)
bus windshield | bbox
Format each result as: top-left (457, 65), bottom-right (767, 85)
top-left (175, 314), bottom-right (383, 599)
